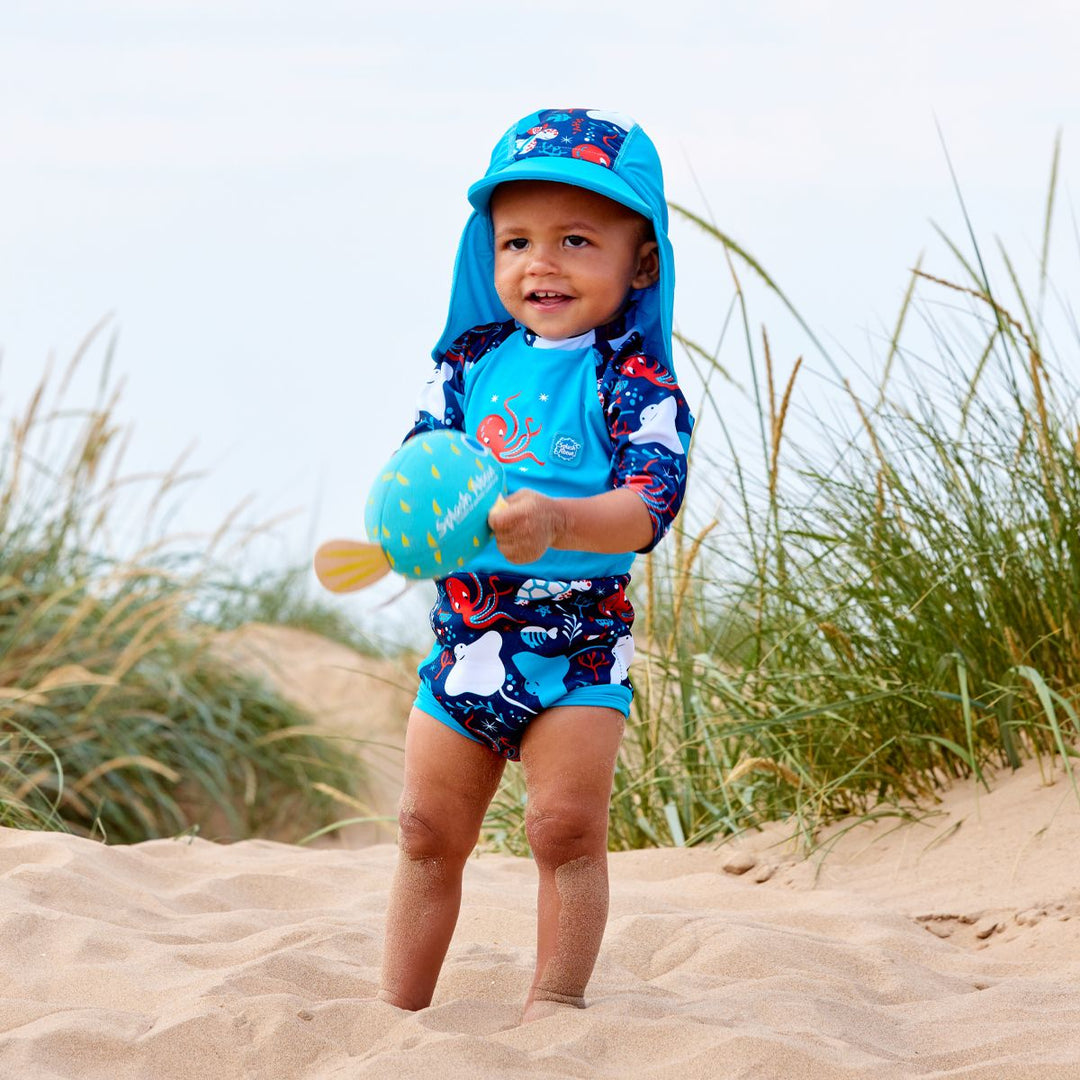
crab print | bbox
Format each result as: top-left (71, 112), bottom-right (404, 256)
top-left (597, 582), bottom-right (634, 624)
top-left (619, 354), bottom-right (677, 389)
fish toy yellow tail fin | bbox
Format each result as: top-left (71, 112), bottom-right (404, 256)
top-left (313, 539), bottom-right (392, 593)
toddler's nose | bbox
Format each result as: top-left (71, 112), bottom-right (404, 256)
top-left (526, 245), bottom-right (559, 274)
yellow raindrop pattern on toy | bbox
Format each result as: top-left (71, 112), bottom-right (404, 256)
top-left (314, 429), bottom-right (507, 592)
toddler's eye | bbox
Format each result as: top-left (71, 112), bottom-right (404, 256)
top-left (506, 238), bottom-right (529, 251)
top-left (565, 235), bottom-right (589, 248)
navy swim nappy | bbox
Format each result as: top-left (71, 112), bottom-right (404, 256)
top-left (414, 572), bottom-right (636, 759)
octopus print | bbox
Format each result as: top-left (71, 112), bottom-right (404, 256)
top-left (476, 393), bottom-right (546, 465)
top-left (445, 573), bottom-right (523, 629)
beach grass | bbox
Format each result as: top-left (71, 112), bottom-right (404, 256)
top-left (0, 333), bottom-right (363, 843)
top-left (485, 139), bottom-right (1080, 855)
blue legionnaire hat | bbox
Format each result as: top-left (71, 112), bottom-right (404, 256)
top-left (434, 108), bottom-right (676, 373)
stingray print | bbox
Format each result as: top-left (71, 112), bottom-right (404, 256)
top-left (444, 630), bottom-right (535, 713)
top-left (476, 393), bottom-right (545, 465)
top-left (610, 635), bottom-right (635, 683)
top-left (513, 651), bottom-right (571, 708)
top-left (415, 360), bottom-right (456, 423)
top-left (628, 397), bottom-right (686, 455)
top-left (409, 322), bottom-right (516, 441)
top-left (569, 630), bottom-right (635, 685)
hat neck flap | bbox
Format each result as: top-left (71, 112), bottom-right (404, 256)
top-left (435, 108), bottom-right (675, 375)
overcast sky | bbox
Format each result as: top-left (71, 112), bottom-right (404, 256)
top-left (2, 1), bottom-right (1078, 622)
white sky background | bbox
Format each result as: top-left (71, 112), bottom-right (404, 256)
top-left (2, 0), bottom-right (1079, 633)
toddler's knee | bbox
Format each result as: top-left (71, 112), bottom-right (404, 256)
top-left (525, 806), bottom-right (602, 866)
top-left (396, 804), bottom-right (473, 864)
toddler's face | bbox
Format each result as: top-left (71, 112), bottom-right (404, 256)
top-left (490, 181), bottom-right (658, 340)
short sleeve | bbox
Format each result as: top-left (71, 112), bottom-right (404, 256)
top-left (602, 351), bottom-right (694, 551)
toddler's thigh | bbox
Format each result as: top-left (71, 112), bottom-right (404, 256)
top-left (519, 705), bottom-right (625, 820)
top-left (400, 707), bottom-right (506, 837)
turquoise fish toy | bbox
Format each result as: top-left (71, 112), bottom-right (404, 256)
top-left (314, 430), bottom-right (506, 593)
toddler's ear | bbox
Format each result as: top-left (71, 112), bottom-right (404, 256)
top-left (631, 241), bottom-right (660, 289)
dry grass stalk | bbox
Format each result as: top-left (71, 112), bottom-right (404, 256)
top-left (726, 756), bottom-right (802, 788)
top-left (769, 355), bottom-right (802, 504)
top-left (667, 517), bottom-right (719, 657)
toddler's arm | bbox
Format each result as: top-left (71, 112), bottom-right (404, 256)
top-left (490, 347), bottom-right (694, 565)
top-left (605, 348), bottom-right (694, 549)
top-left (488, 487), bottom-right (651, 565)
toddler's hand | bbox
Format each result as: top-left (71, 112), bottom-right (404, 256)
top-left (487, 489), bottom-right (564, 564)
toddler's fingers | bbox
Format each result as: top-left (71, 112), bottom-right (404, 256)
top-left (487, 489), bottom-right (560, 562)
top-left (487, 490), bottom-right (527, 529)
top-left (488, 496), bottom-right (511, 530)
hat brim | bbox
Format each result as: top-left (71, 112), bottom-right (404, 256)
top-left (468, 158), bottom-right (654, 221)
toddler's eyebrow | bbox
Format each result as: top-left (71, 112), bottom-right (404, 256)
top-left (493, 220), bottom-right (600, 237)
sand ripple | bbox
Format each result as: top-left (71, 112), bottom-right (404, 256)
top-left (3, 822), bottom-right (1080, 1079)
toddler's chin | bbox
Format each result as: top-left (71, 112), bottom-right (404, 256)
top-left (527, 319), bottom-right (588, 340)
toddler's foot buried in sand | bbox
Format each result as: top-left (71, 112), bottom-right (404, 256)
top-left (376, 988), bottom-right (416, 1011)
top-left (523, 990), bottom-right (586, 1023)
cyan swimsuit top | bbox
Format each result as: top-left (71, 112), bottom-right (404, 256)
top-left (409, 307), bottom-right (693, 579)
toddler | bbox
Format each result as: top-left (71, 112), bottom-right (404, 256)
top-left (378, 107), bottom-right (694, 1020)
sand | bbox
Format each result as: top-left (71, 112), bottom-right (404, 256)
top-left (3, 625), bottom-right (1080, 1078)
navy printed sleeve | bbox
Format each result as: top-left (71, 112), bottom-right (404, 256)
top-left (404, 321), bottom-right (515, 442)
top-left (602, 351), bottom-right (695, 551)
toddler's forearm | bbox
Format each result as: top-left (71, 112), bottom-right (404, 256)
top-left (551, 487), bottom-right (653, 554)
top-left (489, 486), bottom-right (653, 563)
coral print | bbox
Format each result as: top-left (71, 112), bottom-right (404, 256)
top-left (476, 393), bottom-right (546, 465)
top-left (511, 108), bottom-right (632, 169)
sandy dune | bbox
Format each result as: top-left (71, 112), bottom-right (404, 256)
top-left (3, 626), bottom-right (1080, 1078)
top-left (213, 623), bottom-right (416, 846)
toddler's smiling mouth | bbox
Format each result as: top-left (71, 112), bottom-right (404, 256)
top-left (528, 290), bottom-right (572, 307)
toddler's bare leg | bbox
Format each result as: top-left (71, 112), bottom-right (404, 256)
top-left (378, 708), bottom-right (505, 1010)
top-left (519, 706), bottom-right (624, 1018)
